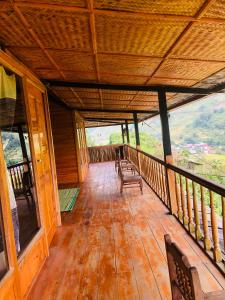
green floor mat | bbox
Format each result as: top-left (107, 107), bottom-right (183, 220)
top-left (59, 188), bottom-right (80, 212)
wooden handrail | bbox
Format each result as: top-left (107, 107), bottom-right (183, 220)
top-left (126, 144), bottom-right (225, 197)
top-left (126, 144), bottom-right (165, 165)
top-left (168, 164), bottom-right (225, 197)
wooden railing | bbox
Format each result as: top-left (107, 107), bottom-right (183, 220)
top-left (8, 161), bottom-right (33, 192)
top-left (125, 145), bottom-right (225, 273)
top-left (126, 145), bottom-right (169, 206)
top-left (169, 164), bottom-right (225, 265)
top-left (88, 144), bottom-right (124, 163)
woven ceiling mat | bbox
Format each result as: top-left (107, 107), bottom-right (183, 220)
top-left (98, 54), bottom-right (161, 76)
top-left (96, 15), bottom-right (187, 56)
top-left (8, 47), bottom-right (53, 70)
top-left (63, 71), bottom-right (97, 82)
top-left (20, 7), bottom-right (91, 51)
top-left (14, 0), bottom-right (86, 6)
top-left (102, 90), bottom-right (137, 95)
top-left (75, 92), bottom-right (100, 99)
top-left (53, 89), bottom-right (78, 100)
top-left (85, 121), bottom-right (123, 128)
top-left (48, 50), bottom-right (95, 72)
top-left (35, 69), bottom-right (62, 80)
top-left (166, 95), bottom-right (197, 109)
top-left (94, 0), bottom-right (205, 16)
top-left (155, 59), bottom-right (225, 81)
top-left (171, 23), bottom-right (225, 61)
top-left (203, 0), bottom-right (225, 19)
top-left (101, 94), bottom-right (134, 101)
top-left (147, 78), bottom-right (197, 86)
top-left (0, 7), bottom-right (36, 47)
top-left (194, 68), bottom-right (225, 87)
top-left (81, 112), bottom-right (134, 118)
top-left (99, 75), bottom-right (147, 85)
top-left (134, 94), bottom-right (158, 101)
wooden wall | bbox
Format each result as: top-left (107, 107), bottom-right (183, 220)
top-left (49, 101), bottom-right (79, 187)
top-left (0, 50), bottom-right (60, 300)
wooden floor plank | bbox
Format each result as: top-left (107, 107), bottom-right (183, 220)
top-left (27, 162), bottom-right (225, 300)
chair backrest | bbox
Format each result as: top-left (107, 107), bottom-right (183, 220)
top-left (115, 147), bottom-right (120, 160)
top-left (164, 234), bottom-right (204, 300)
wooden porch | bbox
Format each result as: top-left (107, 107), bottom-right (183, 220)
top-left (27, 162), bottom-right (225, 300)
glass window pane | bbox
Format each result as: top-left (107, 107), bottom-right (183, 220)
top-left (0, 201), bottom-right (8, 279)
top-left (0, 67), bottom-right (40, 257)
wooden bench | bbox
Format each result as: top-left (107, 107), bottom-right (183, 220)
top-left (164, 234), bottom-right (225, 300)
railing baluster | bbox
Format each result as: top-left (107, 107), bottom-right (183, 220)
top-left (152, 161), bottom-right (156, 191)
top-left (180, 175), bottom-right (188, 225)
top-left (192, 182), bottom-right (202, 240)
top-left (200, 186), bottom-right (211, 250)
top-left (222, 196), bottom-right (225, 256)
top-left (175, 173), bottom-right (183, 220)
top-left (186, 178), bottom-right (194, 233)
top-left (209, 190), bottom-right (222, 262)
top-left (160, 164), bottom-right (165, 202)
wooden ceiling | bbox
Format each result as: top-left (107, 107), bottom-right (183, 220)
top-left (1, 0), bottom-right (225, 126)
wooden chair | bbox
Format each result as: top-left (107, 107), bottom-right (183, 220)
top-left (119, 161), bottom-right (136, 176)
top-left (120, 172), bottom-right (143, 194)
top-left (164, 234), bottom-right (225, 300)
top-left (14, 171), bottom-right (34, 209)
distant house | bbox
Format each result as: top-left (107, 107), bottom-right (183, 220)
top-left (185, 143), bottom-right (212, 154)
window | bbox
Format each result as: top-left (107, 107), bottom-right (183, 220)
top-left (0, 202), bottom-right (8, 279)
top-left (0, 66), bottom-right (40, 257)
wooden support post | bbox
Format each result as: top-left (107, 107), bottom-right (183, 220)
top-left (158, 91), bottom-right (177, 214)
top-left (133, 113), bottom-right (140, 150)
top-left (133, 113), bottom-right (141, 173)
top-left (125, 120), bottom-right (130, 144)
top-left (121, 124), bottom-right (125, 144)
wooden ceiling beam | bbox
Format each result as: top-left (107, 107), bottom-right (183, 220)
top-left (85, 117), bottom-right (133, 121)
top-left (85, 123), bottom-right (123, 128)
top-left (45, 80), bottom-right (211, 94)
top-left (88, 0), bottom-right (103, 108)
top-left (77, 108), bottom-right (157, 114)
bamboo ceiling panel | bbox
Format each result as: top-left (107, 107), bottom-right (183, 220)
top-left (20, 7), bottom-right (91, 51)
top-left (14, 0), bottom-right (86, 6)
top-left (98, 54), bottom-right (162, 76)
top-left (7, 47), bottom-right (54, 70)
top-left (63, 71), bottom-right (97, 82)
top-left (95, 15), bottom-right (188, 56)
top-left (35, 69), bottom-right (62, 80)
top-left (99, 74), bottom-right (147, 85)
top-left (203, 0), bottom-right (225, 19)
top-left (48, 51), bottom-right (95, 72)
top-left (194, 68), bottom-right (225, 88)
top-left (147, 78), bottom-right (197, 86)
top-left (3, 0), bottom-right (225, 126)
top-left (171, 23), bottom-right (225, 61)
top-left (0, 6), bottom-right (37, 47)
top-left (85, 121), bottom-right (123, 127)
top-left (155, 59), bottom-right (225, 81)
top-left (94, 0), bottom-right (205, 16)
top-left (80, 112), bottom-right (134, 119)
top-left (167, 93), bottom-right (196, 108)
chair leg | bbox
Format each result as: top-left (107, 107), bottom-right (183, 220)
top-left (29, 189), bottom-right (35, 206)
top-left (140, 180), bottom-right (143, 194)
top-left (24, 193), bottom-right (31, 210)
top-left (120, 182), bottom-right (123, 194)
